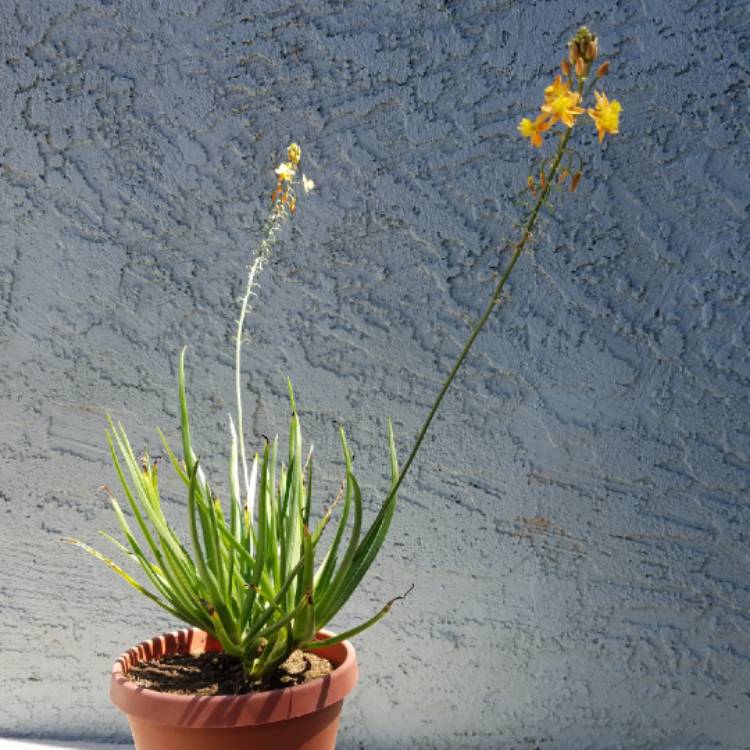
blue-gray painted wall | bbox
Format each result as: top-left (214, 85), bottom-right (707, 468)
top-left (0, 1), bottom-right (748, 748)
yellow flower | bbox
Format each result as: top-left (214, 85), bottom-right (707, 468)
top-left (541, 87), bottom-right (584, 128)
top-left (588, 91), bottom-right (622, 142)
top-left (287, 142), bottom-right (301, 166)
top-left (518, 114), bottom-right (551, 148)
top-left (275, 161), bottom-right (296, 181)
top-left (544, 75), bottom-right (571, 103)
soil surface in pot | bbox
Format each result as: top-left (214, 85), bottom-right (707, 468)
top-left (127, 649), bottom-right (332, 696)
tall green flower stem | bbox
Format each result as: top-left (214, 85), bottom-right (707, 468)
top-left (387, 123), bottom-right (575, 505)
top-left (233, 196), bottom-right (292, 536)
top-left (384, 49), bottom-right (615, 500)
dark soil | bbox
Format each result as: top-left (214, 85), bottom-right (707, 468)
top-left (127, 649), bottom-right (333, 696)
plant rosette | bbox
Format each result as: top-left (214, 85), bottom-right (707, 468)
top-left (110, 628), bottom-right (357, 750)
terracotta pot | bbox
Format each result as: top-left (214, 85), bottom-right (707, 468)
top-left (110, 628), bottom-right (358, 750)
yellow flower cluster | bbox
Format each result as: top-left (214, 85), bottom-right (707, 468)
top-left (517, 28), bottom-right (621, 149)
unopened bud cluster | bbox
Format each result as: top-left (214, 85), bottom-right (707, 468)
top-left (568, 26), bottom-right (598, 64)
top-left (518, 26), bottom-right (621, 155)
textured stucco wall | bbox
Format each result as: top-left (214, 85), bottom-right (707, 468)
top-left (1, 1), bottom-right (749, 748)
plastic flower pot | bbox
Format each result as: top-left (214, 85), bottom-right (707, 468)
top-left (110, 628), bottom-right (358, 750)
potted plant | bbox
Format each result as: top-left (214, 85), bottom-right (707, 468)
top-left (67, 28), bottom-right (621, 750)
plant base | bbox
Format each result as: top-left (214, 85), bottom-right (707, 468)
top-left (110, 628), bottom-right (358, 750)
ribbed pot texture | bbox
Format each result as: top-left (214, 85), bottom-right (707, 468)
top-left (110, 628), bottom-right (359, 750)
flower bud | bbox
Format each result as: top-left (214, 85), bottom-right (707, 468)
top-left (586, 38), bottom-right (598, 61)
top-left (575, 57), bottom-right (586, 77)
top-left (561, 58), bottom-right (571, 77)
top-left (569, 26), bottom-right (596, 65)
top-left (596, 61), bottom-right (610, 78)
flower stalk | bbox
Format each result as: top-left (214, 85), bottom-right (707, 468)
top-left (389, 121), bottom-right (575, 502)
top-left (233, 145), bottom-right (301, 529)
top-left (387, 29), bottom-right (621, 503)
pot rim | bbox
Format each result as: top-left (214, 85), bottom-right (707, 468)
top-left (110, 627), bottom-right (358, 728)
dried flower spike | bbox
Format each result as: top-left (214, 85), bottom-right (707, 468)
top-left (273, 142), bottom-right (306, 208)
top-left (275, 162), bottom-right (296, 182)
top-left (287, 142), bottom-right (301, 166)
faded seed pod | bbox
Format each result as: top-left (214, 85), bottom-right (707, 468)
top-left (528, 175), bottom-right (537, 196)
top-left (561, 58), bottom-right (571, 77)
top-left (570, 171), bottom-right (582, 192)
top-left (596, 61), bottom-right (610, 78)
top-left (539, 169), bottom-right (547, 190)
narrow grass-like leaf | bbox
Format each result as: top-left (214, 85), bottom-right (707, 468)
top-left (304, 601), bottom-right (390, 649)
top-left (240, 556), bottom-right (305, 648)
top-left (316, 422), bottom-right (399, 626)
top-left (186, 460), bottom-right (238, 640)
top-left (257, 590), bottom-right (311, 641)
top-left (292, 527), bottom-right (316, 643)
top-left (157, 428), bottom-right (188, 485)
top-left (64, 538), bottom-right (182, 618)
top-left (238, 442), bottom-right (270, 634)
top-left (178, 347), bottom-right (197, 475)
top-left (306, 584), bottom-right (413, 651)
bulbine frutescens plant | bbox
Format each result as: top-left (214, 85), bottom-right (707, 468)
top-left (68, 28), bottom-right (621, 680)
